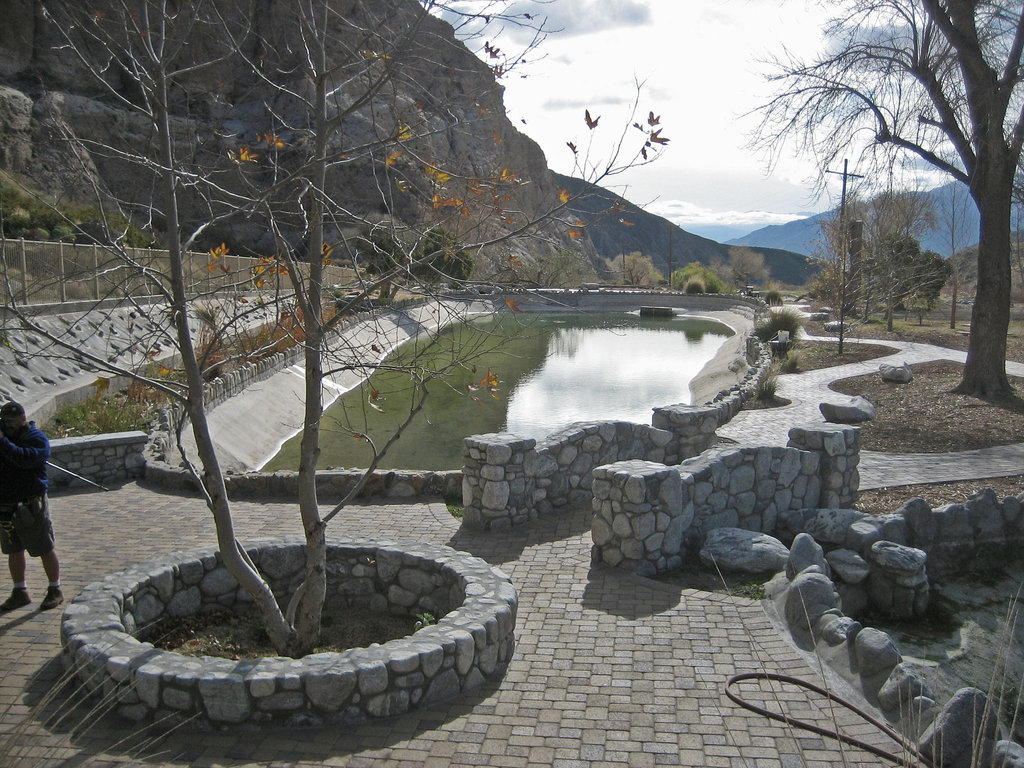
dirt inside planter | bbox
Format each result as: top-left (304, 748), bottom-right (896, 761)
top-left (141, 607), bottom-right (421, 659)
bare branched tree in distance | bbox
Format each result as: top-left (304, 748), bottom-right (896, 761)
top-left (753, 0), bottom-right (1024, 397)
top-left (608, 251), bottom-right (662, 287)
top-left (812, 188), bottom-right (950, 332)
top-left (4, 0), bottom-right (670, 655)
top-left (727, 247), bottom-right (768, 288)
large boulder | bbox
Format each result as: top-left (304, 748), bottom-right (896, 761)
top-left (699, 528), bottom-right (789, 575)
top-left (879, 362), bottom-right (913, 383)
top-left (820, 396), bottom-right (876, 424)
top-left (919, 688), bottom-right (999, 768)
top-left (786, 532), bottom-right (829, 579)
top-left (784, 569), bottom-right (841, 631)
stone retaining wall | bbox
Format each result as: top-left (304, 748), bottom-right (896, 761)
top-left (767, 493), bottom-right (1024, 768)
top-left (61, 538), bottom-right (517, 728)
top-left (768, 534), bottom-right (1023, 768)
top-left (589, 424), bottom-right (860, 575)
top-left (461, 334), bottom-right (773, 531)
top-left (773, 487), bottom-right (1024, 613)
top-left (144, 461), bottom-right (463, 502)
top-left (49, 431), bottom-right (148, 489)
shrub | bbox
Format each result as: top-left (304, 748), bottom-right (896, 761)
top-left (755, 370), bottom-right (779, 401)
top-left (51, 223), bottom-right (76, 242)
top-left (684, 278), bottom-right (705, 294)
top-left (754, 308), bottom-right (805, 343)
top-left (779, 351), bottom-right (801, 373)
top-left (764, 288), bottom-right (783, 306)
top-left (3, 206), bottom-right (32, 235)
top-left (672, 262), bottom-right (725, 294)
top-left (49, 387), bottom-right (161, 437)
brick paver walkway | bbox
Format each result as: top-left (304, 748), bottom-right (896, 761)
top-left (0, 484), bottom-right (900, 767)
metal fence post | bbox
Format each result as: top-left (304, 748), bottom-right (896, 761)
top-left (58, 241), bottom-right (67, 303)
top-left (20, 239), bottom-right (28, 304)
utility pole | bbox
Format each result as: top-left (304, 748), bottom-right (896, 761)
top-left (825, 159), bottom-right (864, 355)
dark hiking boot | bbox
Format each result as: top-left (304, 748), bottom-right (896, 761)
top-left (1, 588), bottom-right (31, 611)
top-left (40, 587), bottom-right (63, 610)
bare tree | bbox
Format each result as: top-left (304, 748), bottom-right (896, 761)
top-left (609, 251), bottom-right (661, 287)
top-left (938, 181), bottom-right (973, 327)
top-left (754, 0), bottom-right (1024, 396)
top-left (727, 247), bottom-right (768, 288)
top-left (854, 187), bottom-right (939, 320)
top-left (5, 0), bottom-right (669, 655)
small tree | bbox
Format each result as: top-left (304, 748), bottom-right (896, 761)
top-left (728, 247), bottom-right (768, 288)
top-left (5, 0), bottom-right (670, 656)
top-left (609, 251), bottom-right (662, 287)
top-left (905, 249), bottom-right (953, 324)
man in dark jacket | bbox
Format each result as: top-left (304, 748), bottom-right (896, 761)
top-left (0, 401), bottom-right (62, 611)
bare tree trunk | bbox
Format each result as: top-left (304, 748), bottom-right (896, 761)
top-left (957, 179), bottom-right (1013, 397)
top-left (286, 2), bottom-right (331, 656)
top-left (153, 69), bottom-right (295, 652)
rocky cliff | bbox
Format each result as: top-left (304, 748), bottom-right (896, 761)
top-left (0, 0), bottom-right (592, 267)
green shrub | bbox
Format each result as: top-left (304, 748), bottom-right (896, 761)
top-left (764, 289), bottom-right (783, 306)
top-left (51, 223), bottom-right (76, 242)
top-left (755, 370), bottom-right (779, 401)
top-left (754, 308), bottom-right (805, 343)
top-left (779, 351), bottom-right (801, 373)
top-left (3, 206), bottom-right (32, 235)
top-left (684, 278), bottom-right (705, 294)
top-left (49, 390), bottom-right (161, 437)
top-left (672, 262), bottom-right (725, 294)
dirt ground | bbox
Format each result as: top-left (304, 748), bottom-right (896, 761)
top-left (790, 303), bottom-right (1024, 514)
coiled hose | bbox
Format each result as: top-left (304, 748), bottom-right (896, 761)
top-left (725, 671), bottom-right (934, 767)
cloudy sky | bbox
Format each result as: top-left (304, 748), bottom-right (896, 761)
top-left (455, 0), bottom-right (842, 241)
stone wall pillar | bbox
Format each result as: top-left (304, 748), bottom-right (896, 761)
top-left (650, 403), bottom-right (720, 462)
top-left (462, 434), bottom-right (537, 531)
top-left (591, 460), bottom-right (688, 576)
top-left (787, 424), bottom-right (860, 508)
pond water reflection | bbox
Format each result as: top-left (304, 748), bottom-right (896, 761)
top-left (263, 312), bottom-right (732, 471)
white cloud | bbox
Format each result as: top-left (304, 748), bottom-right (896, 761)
top-left (452, 0), bottom-right (845, 228)
top-left (524, 0), bottom-right (652, 37)
top-left (646, 199), bottom-right (810, 231)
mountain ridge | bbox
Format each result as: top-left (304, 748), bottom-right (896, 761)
top-left (555, 173), bottom-right (817, 286)
top-left (728, 182), bottom-right (982, 257)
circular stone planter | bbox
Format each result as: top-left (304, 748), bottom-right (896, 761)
top-left (60, 537), bottom-right (517, 728)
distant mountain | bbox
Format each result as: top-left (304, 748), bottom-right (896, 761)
top-left (681, 222), bottom-right (773, 244)
top-left (727, 216), bottom-right (828, 256)
top-left (555, 173), bottom-right (817, 286)
top-left (727, 182), bottom-right (982, 257)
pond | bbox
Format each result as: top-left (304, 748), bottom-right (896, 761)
top-left (869, 568), bottom-right (1024, 741)
top-left (262, 311), bottom-right (733, 471)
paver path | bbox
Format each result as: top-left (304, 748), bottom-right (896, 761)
top-left (1, 484), bottom-right (897, 767)
top-left (718, 337), bottom-right (1024, 489)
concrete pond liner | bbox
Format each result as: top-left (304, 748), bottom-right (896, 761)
top-left (60, 538), bottom-right (517, 727)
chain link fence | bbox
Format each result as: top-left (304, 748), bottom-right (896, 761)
top-left (0, 239), bottom-right (356, 307)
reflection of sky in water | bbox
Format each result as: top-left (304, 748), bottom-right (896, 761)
top-left (504, 325), bottom-right (728, 441)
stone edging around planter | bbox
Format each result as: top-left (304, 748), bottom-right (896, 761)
top-left (60, 538), bottom-right (517, 728)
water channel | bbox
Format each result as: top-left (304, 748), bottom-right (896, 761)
top-left (263, 311), bottom-right (733, 471)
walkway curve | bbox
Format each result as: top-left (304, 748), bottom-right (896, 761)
top-left (717, 336), bottom-right (1024, 489)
